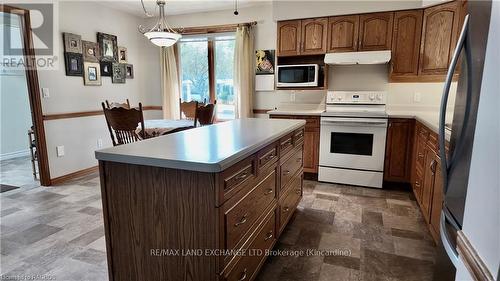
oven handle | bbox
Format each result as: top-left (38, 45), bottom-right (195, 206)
top-left (321, 118), bottom-right (388, 127)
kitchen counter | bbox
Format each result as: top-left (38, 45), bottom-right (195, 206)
top-left (95, 118), bottom-right (305, 172)
top-left (387, 110), bottom-right (452, 140)
top-left (267, 109), bottom-right (325, 116)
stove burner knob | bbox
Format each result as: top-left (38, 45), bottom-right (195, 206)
top-left (376, 94), bottom-right (383, 101)
top-left (337, 96), bottom-right (343, 101)
top-left (369, 94), bottom-right (375, 101)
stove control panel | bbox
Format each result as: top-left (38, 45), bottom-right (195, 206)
top-left (327, 91), bottom-right (386, 105)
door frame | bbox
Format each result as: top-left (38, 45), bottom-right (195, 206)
top-left (1, 5), bottom-right (52, 186)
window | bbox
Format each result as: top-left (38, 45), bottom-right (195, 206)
top-left (179, 34), bottom-right (235, 120)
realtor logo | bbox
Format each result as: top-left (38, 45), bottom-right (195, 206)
top-left (2, 1), bottom-right (59, 70)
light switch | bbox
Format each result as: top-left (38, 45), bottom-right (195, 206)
top-left (42, 88), bottom-right (50, 98)
top-left (414, 92), bottom-right (421, 103)
top-left (56, 145), bottom-right (65, 157)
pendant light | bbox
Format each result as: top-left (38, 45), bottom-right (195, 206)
top-left (138, 0), bottom-right (181, 47)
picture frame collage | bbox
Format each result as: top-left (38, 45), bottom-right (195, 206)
top-left (63, 32), bottom-right (134, 86)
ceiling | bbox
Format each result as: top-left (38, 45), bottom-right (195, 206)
top-left (100, 0), bottom-right (268, 18)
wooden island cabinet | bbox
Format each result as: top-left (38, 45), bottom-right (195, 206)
top-left (95, 119), bottom-right (305, 281)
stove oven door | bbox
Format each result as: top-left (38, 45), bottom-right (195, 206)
top-left (319, 117), bottom-right (388, 171)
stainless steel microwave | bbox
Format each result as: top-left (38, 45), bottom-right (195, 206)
top-left (276, 64), bottom-right (319, 87)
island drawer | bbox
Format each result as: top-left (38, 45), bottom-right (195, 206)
top-left (222, 167), bottom-right (277, 251)
top-left (280, 147), bottom-right (303, 190)
top-left (219, 155), bottom-right (258, 203)
top-left (257, 142), bottom-right (278, 169)
top-left (279, 172), bottom-right (302, 233)
top-left (221, 210), bottom-right (276, 281)
top-left (293, 128), bottom-right (305, 146)
top-left (279, 133), bottom-right (294, 158)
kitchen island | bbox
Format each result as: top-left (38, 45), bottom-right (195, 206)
top-left (95, 118), bottom-right (306, 281)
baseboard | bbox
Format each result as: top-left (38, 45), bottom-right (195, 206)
top-left (51, 165), bottom-right (99, 186)
top-left (0, 149), bottom-right (30, 161)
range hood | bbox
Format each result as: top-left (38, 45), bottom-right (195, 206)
top-left (324, 50), bottom-right (391, 65)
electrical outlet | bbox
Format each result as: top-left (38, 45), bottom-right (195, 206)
top-left (290, 93), bottom-right (296, 102)
top-left (414, 92), bottom-right (421, 103)
top-left (97, 139), bottom-right (103, 148)
top-left (56, 145), bottom-right (65, 157)
top-left (42, 88), bottom-right (50, 98)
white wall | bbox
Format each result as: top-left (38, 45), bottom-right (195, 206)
top-left (457, 1), bottom-right (500, 278)
top-left (37, 2), bottom-right (162, 178)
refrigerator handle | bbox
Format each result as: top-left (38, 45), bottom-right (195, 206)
top-left (439, 14), bottom-right (472, 194)
top-left (440, 211), bottom-right (460, 267)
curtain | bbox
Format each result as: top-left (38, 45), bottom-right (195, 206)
top-left (160, 45), bottom-right (181, 119)
top-left (233, 26), bottom-right (255, 119)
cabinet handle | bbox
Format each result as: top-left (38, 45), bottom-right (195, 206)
top-left (283, 206), bottom-right (290, 212)
top-left (430, 159), bottom-right (437, 174)
top-left (418, 153), bottom-right (424, 158)
top-left (295, 189), bottom-right (301, 195)
top-left (234, 214), bottom-right (248, 227)
top-left (283, 170), bottom-right (290, 175)
top-left (282, 139), bottom-right (292, 147)
top-left (264, 231), bottom-right (274, 241)
top-left (265, 154), bottom-right (276, 161)
top-left (296, 158), bottom-right (302, 163)
top-left (264, 188), bottom-right (273, 195)
top-left (238, 268), bottom-right (248, 281)
top-left (415, 181), bottom-right (421, 187)
top-left (235, 172), bottom-right (248, 181)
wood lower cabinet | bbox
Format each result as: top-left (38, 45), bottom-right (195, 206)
top-left (270, 115), bottom-right (320, 174)
top-left (277, 20), bottom-right (301, 56)
top-left (98, 126), bottom-right (305, 281)
top-left (390, 10), bottom-right (423, 80)
top-left (327, 15), bottom-right (359, 52)
top-left (301, 18), bottom-right (328, 55)
top-left (429, 159), bottom-right (443, 241)
top-left (421, 147), bottom-right (438, 222)
top-left (384, 118), bottom-right (415, 182)
top-left (419, 1), bottom-right (461, 76)
top-left (358, 12), bottom-right (394, 51)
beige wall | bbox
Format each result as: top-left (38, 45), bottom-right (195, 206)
top-left (38, 2), bottom-right (162, 178)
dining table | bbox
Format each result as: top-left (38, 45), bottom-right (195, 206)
top-left (140, 119), bottom-right (196, 138)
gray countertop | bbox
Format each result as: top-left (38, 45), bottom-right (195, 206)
top-left (267, 109), bottom-right (325, 116)
top-left (95, 118), bottom-right (306, 172)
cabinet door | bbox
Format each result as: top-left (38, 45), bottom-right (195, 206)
top-left (419, 1), bottom-right (461, 76)
top-left (358, 12), bottom-right (394, 51)
top-left (277, 20), bottom-right (302, 56)
top-left (429, 159), bottom-right (443, 241)
top-left (390, 10), bottom-right (423, 79)
top-left (303, 130), bottom-right (319, 173)
top-left (421, 148), bottom-right (437, 222)
top-left (301, 18), bottom-right (328, 55)
top-left (384, 119), bottom-right (414, 182)
top-left (327, 15), bottom-right (359, 53)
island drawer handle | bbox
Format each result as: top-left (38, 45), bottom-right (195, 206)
top-left (234, 214), bottom-right (248, 227)
top-left (265, 154), bottom-right (276, 161)
top-left (283, 207), bottom-right (290, 212)
top-left (264, 231), bottom-right (274, 241)
top-left (235, 172), bottom-right (249, 181)
top-left (264, 188), bottom-right (273, 195)
top-left (283, 170), bottom-right (290, 175)
top-left (282, 139), bottom-right (292, 147)
top-left (238, 268), bottom-right (247, 281)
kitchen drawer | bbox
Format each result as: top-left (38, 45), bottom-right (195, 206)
top-left (279, 173), bottom-right (302, 233)
top-left (293, 128), bottom-right (305, 146)
top-left (279, 133), bottom-right (294, 158)
top-left (415, 135), bottom-right (427, 172)
top-left (223, 167), bottom-right (277, 251)
top-left (222, 210), bottom-right (276, 281)
top-left (413, 169), bottom-right (424, 204)
top-left (257, 142), bottom-right (278, 169)
top-left (427, 131), bottom-right (438, 152)
top-left (219, 155), bottom-right (257, 204)
top-left (280, 148), bottom-right (303, 190)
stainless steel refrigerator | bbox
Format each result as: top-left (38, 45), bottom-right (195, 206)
top-left (433, 0), bottom-right (493, 279)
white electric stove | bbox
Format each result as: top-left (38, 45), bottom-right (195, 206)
top-left (318, 91), bottom-right (388, 188)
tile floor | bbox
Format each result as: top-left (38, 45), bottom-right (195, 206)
top-left (0, 170), bottom-right (436, 281)
top-left (0, 156), bottom-right (39, 189)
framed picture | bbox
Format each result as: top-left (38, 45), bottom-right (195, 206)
top-left (112, 63), bottom-right (126, 83)
top-left (82, 40), bottom-right (100, 62)
top-left (100, 61), bottom-right (112, 77)
top-left (64, 53), bottom-right (83, 76)
top-left (118, 47), bottom-right (128, 63)
top-left (97, 32), bottom-right (118, 62)
top-left (125, 64), bottom-right (134, 79)
top-left (255, 50), bottom-right (275, 75)
top-left (83, 62), bottom-right (102, 86)
top-left (63, 33), bottom-right (82, 53)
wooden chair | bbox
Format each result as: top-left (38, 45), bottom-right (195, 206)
top-left (195, 100), bottom-right (217, 126)
top-left (105, 99), bottom-right (131, 109)
top-left (102, 102), bottom-right (146, 146)
top-left (179, 100), bottom-right (199, 120)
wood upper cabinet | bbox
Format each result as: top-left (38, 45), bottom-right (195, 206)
top-left (358, 12), bottom-right (394, 51)
top-left (327, 15), bottom-right (359, 53)
top-left (277, 20), bottom-right (302, 56)
top-left (301, 18), bottom-right (328, 55)
top-left (390, 10), bottom-right (423, 79)
top-left (419, 1), bottom-right (461, 76)
top-left (384, 119), bottom-right (415, 182)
